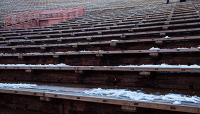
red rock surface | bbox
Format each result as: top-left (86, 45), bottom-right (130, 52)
top-left (4, 7), bottom-right (85, 29)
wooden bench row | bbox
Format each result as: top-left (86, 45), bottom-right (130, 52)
top-left (0, 48), bottom-right (198, 65)
top-left (0, 85), bottom-right (199, 114)
top-left (0, 65), bottom-right (199, 92)
top-left (53, 9), bottom-right (198, 27)
top-left (0, 36), bottom-right (199, 53)
top-left (1, 23), bottom-right (200, 43)
top-left (1, 26), bottom-right (200, 46)
top-left (0, 5), bottom-right (197, 32)
top-left (54, 14), bottom-right (199, 30)
top-left (1, 15), bottom-right (200, 37)
top-left (2, 20), bottom-right (200, 40)
top-left (0, 0), bottom-right (197, 32)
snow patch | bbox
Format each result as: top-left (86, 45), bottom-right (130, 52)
top-left (177, 48), bottom-right (189, 50)
top-left (111, 40), bottom-right (119, 42)
top-left (149, 47), bottom-right (160, 50)
top-left (0, 64), bottom-right (200, 69)
top-left (79, 50), bottom-right (91, 52)
top-left (0, 83), bottom-right (37, 89)
top-left (83, 88), bottom-right (200, 104)
top-left (79, 50), bottom-right (103, 52)
top-left (164, 36), bottom-right (170, 39)
top-left (118, 64), bottom-right (200, 69)
top-left (0, 63), bottom-right (69, 67)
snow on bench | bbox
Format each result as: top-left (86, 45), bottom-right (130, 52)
top-left (0, 63), bottom-right (199, 69)
top-left (83, 88), bottom-right (200, 105)
top-left (0, 82), bottom-right (199, 105)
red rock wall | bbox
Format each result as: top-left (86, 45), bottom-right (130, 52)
top-left (4, 7), bottom-right (85, 29)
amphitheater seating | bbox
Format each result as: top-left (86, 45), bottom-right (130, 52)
top-left (0, 0), bottom-right (200, 90)
top-left (0, 0), bottom-right (200, 114)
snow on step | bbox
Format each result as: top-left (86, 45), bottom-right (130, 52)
top-left (0, 63), bottom-right (200, 69)
top-left (0, 83), bottom-right (37, 89)
top-left (164, 36), bottom-right (170, 39)
top-left (83, 88), bottom-right (200, 105)
top-left (118, 64), bottom-right (200, 68)
top-left (0, 83), bottom-right (199, 105)
top-left (149, 47), bottom-right (160, 50)
top-left (176, 48), bottom-right (189, 50)
top-left (0, 63), bottom-right (68, 67)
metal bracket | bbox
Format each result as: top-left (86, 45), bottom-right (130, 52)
top-left (25, 69), bottom-right (32, 73)
top-left (75, 70), bottom-right (83, 74)
top-left (2, 37), bottom-right (6, 40)
top-left (162, 26), bottom-right (168, 30)
top-left (71, 33), bottom-right (75, 36)
top-left (106, 27), bottom-right (110, 30)
top-left (12, 47), bottom-right (16, 51)
top-left (120, 34), bottom-right (126, 38)
top-left (160, 32), bottom-right (166, 36)
top-left (139, 71), bottom-right (151, 76)
top-left (31, 40), bottom-right (35, 43)
top-left (155, 40), bottom-right (163, 44)
top-left (24, 37), bottom-right (29, 40)
top-left (40, 46), bottom-right (46, 50)
top-left (164, 21), bottom-right (170, 25)
top-left (57, 39), bottom-right (62, 42)
top-left (53, 55), bottom-right (59, 58)
top-left (40, 96), bottom-right (51, 102)
top-left (97, 31), bottom-right (102, 35)
top-left (96, 53), bottom-right (103, 57)
top-left (149, 52), bottom-right (159, 57)
top-left (110, 41), bottom-right (117, 47)
top-left (121, 105), bottom-right (136, 112)
top-left (72, 44), bottom-right (78, 48)
top-left (86, 37), bottom-right (92, 40)
top-left (18, 54), bottom-right (23, 59)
